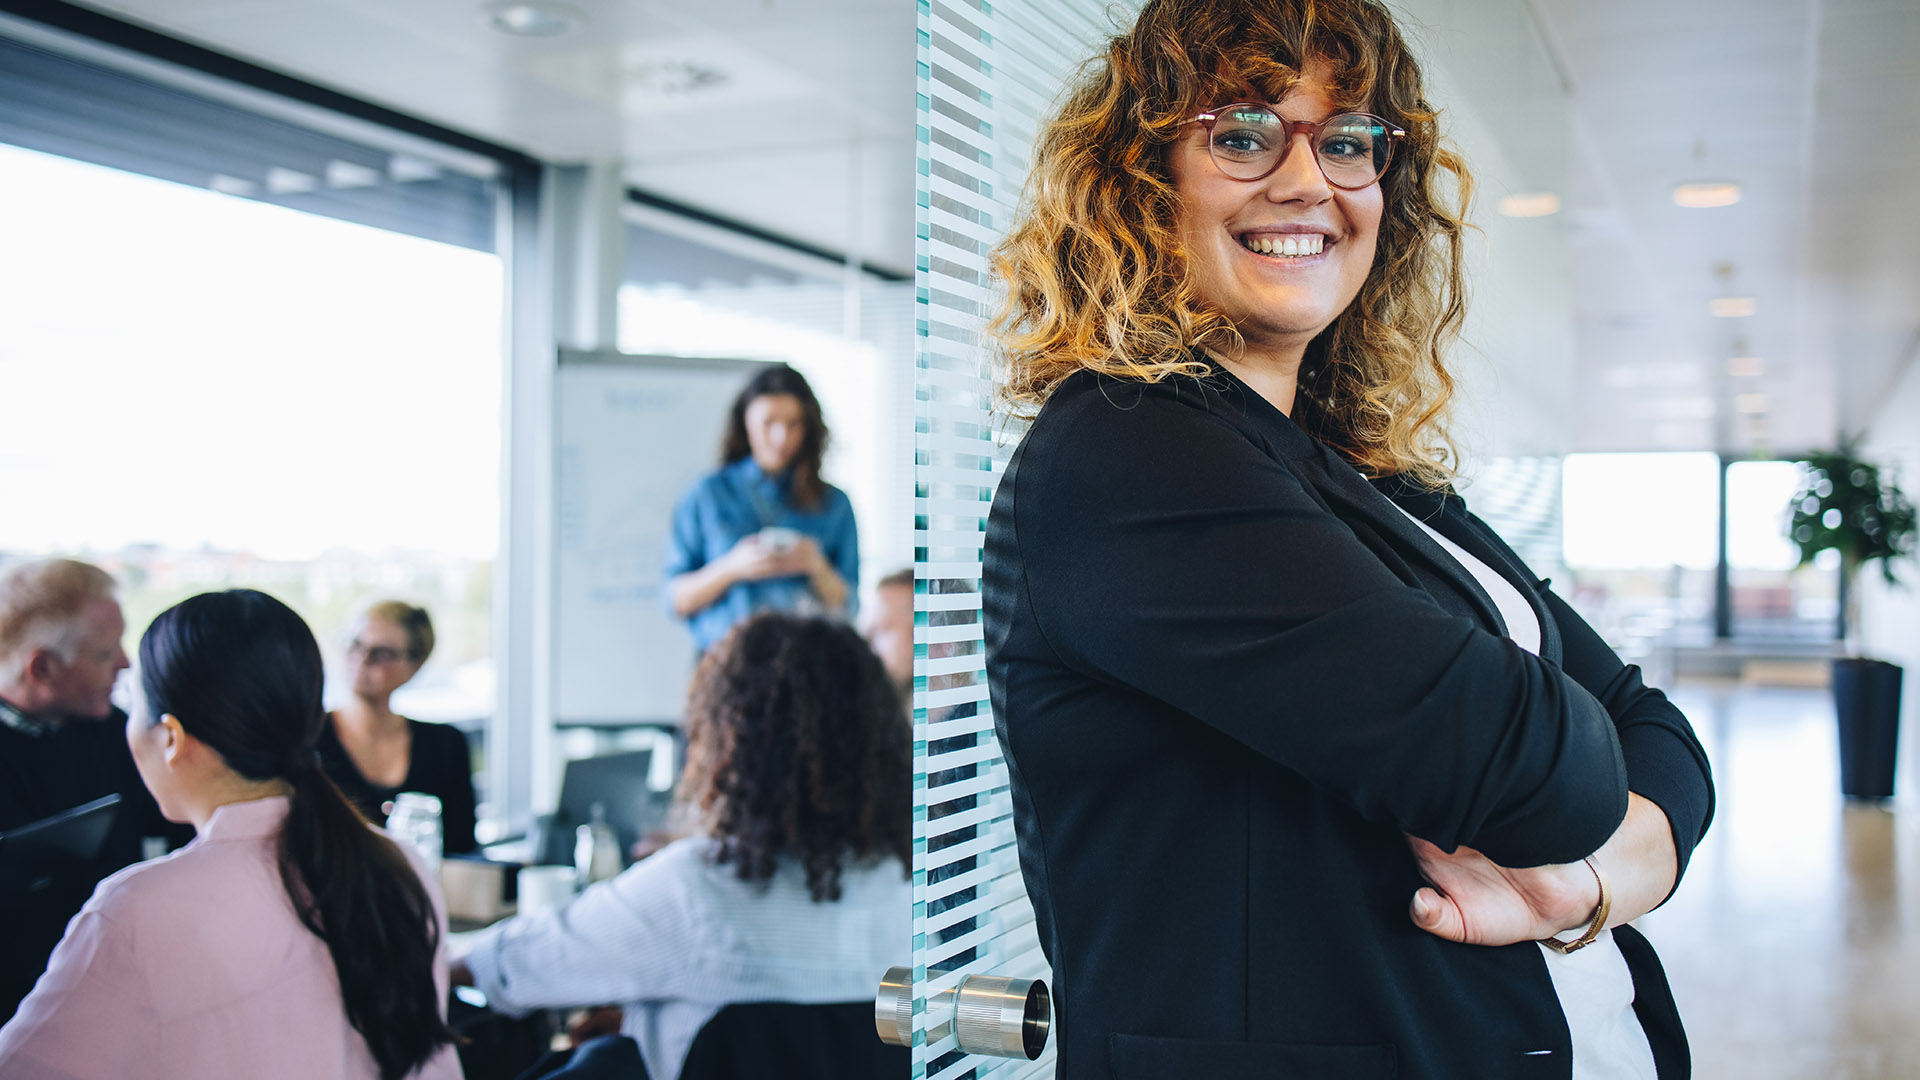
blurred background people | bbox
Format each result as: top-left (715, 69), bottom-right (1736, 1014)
top-left (0, 558), bottom-right (188, 1024)
top-left (456, 612), bottom-right (911, 1080)
top-left (665, 365), bottom-right (860, 653)
top-left (0, 589), bottom-right (460, 1079)
top-left (861, 568), bottom-right (915, 705)
top-left (319, 601), bottom-right (478, 855)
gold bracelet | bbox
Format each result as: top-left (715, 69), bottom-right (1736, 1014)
top-left (1538, 855), bottom-right (1611, 955)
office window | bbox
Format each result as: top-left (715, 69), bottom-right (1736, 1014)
top-left (0, 34), bottom-right (499, 252)
top-left (1726, 459), bottom-right (1838, 638)
top-left (1561, 452), bottom-right (1720, 645)
top-left (0, 40), bottom-right (504, 812)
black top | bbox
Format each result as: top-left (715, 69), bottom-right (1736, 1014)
top-left (317, 716), bottom-right (478, 856)
top-left (983, 368), bottom-right (1714, 1080)
top-left (0, 705), bottom-right (193, 1023)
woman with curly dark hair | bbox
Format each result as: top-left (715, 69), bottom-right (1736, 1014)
top-left (456, 612), bottom-right (910, 1080)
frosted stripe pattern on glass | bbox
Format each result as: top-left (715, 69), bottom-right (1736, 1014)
top-left (912, 1), bottom-right (1125, 1078)
top-left (1460, 456), bottom-right (1565, 573)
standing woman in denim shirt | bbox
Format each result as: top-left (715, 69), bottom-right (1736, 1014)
top-left (666, 365), bottom-right (859, 652)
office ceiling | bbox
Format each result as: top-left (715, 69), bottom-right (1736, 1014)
top-left (73, 0), bottom-right (918, 273)
top-left (69, 0), bottom-right (1920, 455)
top-left (1535, 0), bottom-right (1920, 454)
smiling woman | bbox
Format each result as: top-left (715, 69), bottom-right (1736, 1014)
top-left (982, 1), bottom-right (1714, 1078)
top-left (990, 0), bottom-right (1474, 485)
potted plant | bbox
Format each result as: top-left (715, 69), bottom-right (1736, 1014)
top-left (1788, 452), bottom-right (1918, 799)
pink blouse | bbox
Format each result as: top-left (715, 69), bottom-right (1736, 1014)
top-left (0, 796), bottom-right (463, 1080)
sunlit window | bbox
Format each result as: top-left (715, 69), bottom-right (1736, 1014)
top-left (1725, 460), bottom-right (1801, 571)
top-left (1727, 460), bottom-right (1838, 635)
top-left (0, 143), bottom-right (502, 722)
top-left (1563, 452), bottom-right (1720, 570)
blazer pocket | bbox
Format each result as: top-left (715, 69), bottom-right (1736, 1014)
top-left (1109, 1033), bottom-right (1397, 1080)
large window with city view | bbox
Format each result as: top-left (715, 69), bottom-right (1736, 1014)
top-left (0, 142), bottom-right (502, 758)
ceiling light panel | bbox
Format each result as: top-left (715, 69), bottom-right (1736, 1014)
top-left (486, 2), bottom-right (584, 38)
top-left (1498, 192), bottom-right (1561, 218)
top-left (1673, 182), bottom-right (1741, 208)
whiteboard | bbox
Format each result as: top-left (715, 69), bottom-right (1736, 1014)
top-left (553, 352), bottom-right (772, 724)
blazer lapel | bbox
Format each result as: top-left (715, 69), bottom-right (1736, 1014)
top-left (1197, 360), bottom-right (1539, 654)
top-left (1293, 446), bottom-right (1511, 636)
top-left (1375, 475), bottom-right (1564, 666)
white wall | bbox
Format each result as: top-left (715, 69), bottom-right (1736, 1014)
top-left (1392, 0), bottom-right (1580, 469)
top-left (1858, 354), bottom-right (1920, 795)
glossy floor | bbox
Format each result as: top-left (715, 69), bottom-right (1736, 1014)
top-left (1636, 680), bottom-right (1920, 1079)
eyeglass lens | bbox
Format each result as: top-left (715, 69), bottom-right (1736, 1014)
top-left (349, 639), bottom-right (407, 664)
top-left (1208, 107), bottom-right (1392, 188)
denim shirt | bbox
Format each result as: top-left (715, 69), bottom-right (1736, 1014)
top-left (665, 458), bottom-right (860, 651)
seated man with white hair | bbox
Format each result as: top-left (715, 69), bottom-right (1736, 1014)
top-left (0, 558), bottom-right (188, 1024)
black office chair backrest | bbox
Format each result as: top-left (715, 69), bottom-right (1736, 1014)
top-left (678, 1001), bottom-right (906, 1080)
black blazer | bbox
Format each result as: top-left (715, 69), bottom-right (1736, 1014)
top-left (984, 367), bottom-right (1714, 1080)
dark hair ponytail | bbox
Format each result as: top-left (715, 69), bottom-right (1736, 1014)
top-left (139, 590), bottom-right (454, 1080)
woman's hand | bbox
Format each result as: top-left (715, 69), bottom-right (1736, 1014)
top-left (789, 536), bottom-right (851, 612)
top-left (568, 1005), bottom-right (626, 1047)
top-left (1405, 836), bottom-right (1598, 946)
top-left (719, 533), bottom-right (812, 583)
top-left (1407, 794), bottom-right (1680, 946)
top-left (668, 534), bottom-right (807, 617)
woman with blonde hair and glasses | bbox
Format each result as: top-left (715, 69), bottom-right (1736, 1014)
top-left (982, 1), bottom-right (1713, 1077)
top-left (319, 601), bottom-right (477, 855)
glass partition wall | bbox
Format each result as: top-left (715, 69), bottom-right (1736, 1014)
top-left (909, 1), bottom-right (1132, 1077)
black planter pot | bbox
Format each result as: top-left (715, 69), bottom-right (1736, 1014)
top-left (1833, 658), bottom-right (1904, 799)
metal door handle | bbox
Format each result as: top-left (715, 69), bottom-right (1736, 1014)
top-left (875, 965), bottom-right (1051, 1060)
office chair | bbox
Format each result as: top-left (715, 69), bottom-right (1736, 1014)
top-left (677, 1001), bottom-right (907, 1080)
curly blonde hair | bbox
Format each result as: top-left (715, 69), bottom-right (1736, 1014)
top-left (989, 0), bottom-right (1473, 482)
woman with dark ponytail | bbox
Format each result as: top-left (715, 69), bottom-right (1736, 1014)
top-left (0, 589), bottom-right (461, 1080)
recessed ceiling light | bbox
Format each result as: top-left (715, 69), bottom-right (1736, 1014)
top-left (265, 166), bottom-right (317, 195)
top-left (1710, 297), bottom-right (1757, 318)
top-left (325, 160), bottom-right (381, 189)
top-left (1735, 393), bottom-right (1767, 414)
top-left (1674, 182), bottom-right (1741, 208)
top-left (1728, 356), bottom-right (1764, 377)
top-left (1498, 193), bottom-right (1560, 218)
top-left (485, 2), bottom-right (584, 37)
top-left (208, 174), bottom-right (257, 197)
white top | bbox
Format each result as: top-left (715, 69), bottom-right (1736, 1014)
top-left (0, 797), bottom-right (461, 1080)
top-left (1394, 505), bottom-right (1655, 1080)
top-left (461, 836), bottom-right (912, 1080)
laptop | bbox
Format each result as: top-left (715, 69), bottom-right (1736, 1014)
top-left (0, 794), bottom-right (121, 898)
top-left (532, 750), bottom-right (672, 867)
